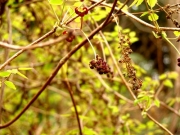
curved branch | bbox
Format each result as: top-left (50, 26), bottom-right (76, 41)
top-left (0, 36), bottom-right (67, 50)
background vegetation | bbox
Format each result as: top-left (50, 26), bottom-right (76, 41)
top-left (0, 0), bottom-right (180, 134)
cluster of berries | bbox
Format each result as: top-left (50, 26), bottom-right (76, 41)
top-left (89, 55), bottom-right (113, 78)
top-left (165, 4), bottom-right (180, 28)
top-left (75, 7), bottom-right (88, 17)
top-left (62, 31), bottom-right (75, 42)
top-left (119, 35), bottom-right (142, 91)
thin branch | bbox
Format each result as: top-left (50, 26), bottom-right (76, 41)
top-left (155, 83), bottom-right (164, 98)
top-left (147, 113), bottom-right (173, 135)
top-left (0, 36), bottom-right (67, 50)
top-left (65, 78), bottom-right (83, 135)
top-left (160, 101), bottom-right (180, 117)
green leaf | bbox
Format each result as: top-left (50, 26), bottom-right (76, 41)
top-left (4, 81), bottom-right (16, 90)
top-left (147, 0), bottom-right (157, 8)
top-left (134, 99), bottom-right (139, 105)
top-left (140, 11), bottom-right (149, 17)
top-left (148, 13), bottom-right (159, 21)
top-left (159, 73), bottom-right (167, 80)
top-left (168, 72), bottom-right (178, 79)
top-left (7, 69), bottom-right (18, 74)
top-left (18, 67), bottom-right (32, 70)
top-left (130, 0), bottom-right (144, 7)
top-left (174, 31), bottom-right (180, 37)
top-left (154, 99), bottom-right (160, 107)
top-left (49, 0), bottom-right (63, 5)
top-left (17, 71), bottom-right (28, 79)
top-left (0, 71), bottom-right (11, 77)
top-left (163, 79), bottom-right (173, 88)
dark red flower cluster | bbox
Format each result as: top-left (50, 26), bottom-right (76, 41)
top-left (177, 58), bottom-right (180, 66)
top-left (62, 31), bottom-right (75, 42)
top-left (75, 7), bottom-right (88, 17)
top-left (89, 55), bottom-right (113, 77)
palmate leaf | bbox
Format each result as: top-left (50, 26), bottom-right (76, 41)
top-left (4, 81), bottom-right (16, 90)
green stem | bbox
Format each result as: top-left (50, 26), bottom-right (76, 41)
top-left (81, 30), bottom-right (96, 59)
top-left (164, 37), bottom-right (180, 55)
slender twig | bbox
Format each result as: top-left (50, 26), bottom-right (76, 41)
top-left (147, 113), bottom-right (173, 135)
top-left (160, 101), bottom-right (180, 117)
top-left (65, 78), bottom-right (83, 135)
top-left (0, 36), bottom-right (67, 50)
top-left (155, 83), bottom-right (164, 98)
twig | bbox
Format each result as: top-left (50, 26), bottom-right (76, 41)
top-left (65, 78), bottom-right (83, 135)
top-left (0, 36), bottom-right (67, 50)
top-left (160, 101), bottom-right (180, 117)
top-left (147, 113), bottom-right (173, 135)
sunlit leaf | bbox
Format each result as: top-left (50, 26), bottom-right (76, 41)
top-left (49, 0), bottom-right (64, 5)
top-left (18, 67), bottom-right (33, 70)
top-left (174, 31), bottom-right (180, 37)
top-left (148, 13), bottom-right (159, 21)
top-left (4, 81), bottom-right (16, 90)
top-left (159, 73), bottom-right (167, 80)
top-left (163, 79), bottom-right (173, 88)
top-left (7, 69), bottom-right (18, 74)
top-left (134, 99), bottom-right (139, 105)
top-left (168, 72), bottom-right (178, 79)
top-left (154, 99), bottom-right (160, 107)
top-left (147, 0), bottom-right (157, 8)
top-left (140, 11), bottom-right (149, 17)
top-left (17, 71), bottom-right (28, 79)
top-left (0, 71), bottom-right (11, 77)
top-left (130, 0), bottom-right (143, 7)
